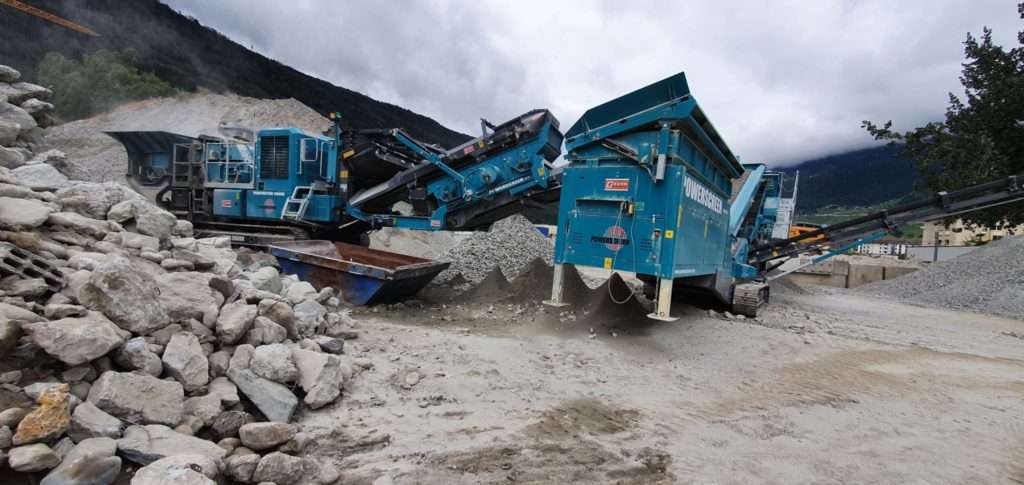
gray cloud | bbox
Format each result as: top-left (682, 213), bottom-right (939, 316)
top-left (164, 0), bottom-right (1019, 165)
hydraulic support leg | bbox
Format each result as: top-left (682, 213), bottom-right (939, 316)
top-left (647, 278), bottom-right (678, 321)
top-left (543, 263), bottom-right (570, 307)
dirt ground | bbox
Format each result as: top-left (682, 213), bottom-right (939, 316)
top-left (296, 273), bottom-right (1024, 485)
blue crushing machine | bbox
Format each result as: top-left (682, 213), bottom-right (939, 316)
top-left (545, 72), bottom-right (777, 320)
top-left (546, 71), bottom-right (1024, 320)
top-left (109, 110), bottom-right (563, 244)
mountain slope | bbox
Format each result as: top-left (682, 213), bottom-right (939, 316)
top-left (0, 0), bottom-right (469, 147)
top-left (777, 145), bottom-right (917, 214)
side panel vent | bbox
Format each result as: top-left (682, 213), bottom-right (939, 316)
top-left (259, 136), bottom-right (290, 179)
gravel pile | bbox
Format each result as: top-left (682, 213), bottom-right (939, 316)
top-left (0, 64), bottom-right (359, 484)
top-left (857, 235), bottom-right (1024, 319)
top-left (436, 215), bottom-right (554, 285)
top-left (39, 92), bottom-right (329, 183)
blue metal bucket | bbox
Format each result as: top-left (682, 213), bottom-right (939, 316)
top-left (269, 240), bottom-right (449, 305)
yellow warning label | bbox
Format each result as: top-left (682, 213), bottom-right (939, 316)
top-left (539, 167), bottom-right (546, 176)
top-left (603, 257), bottom-right (612, 269)
top-left (340, 170), bottom-right (349, 178)
top-left (665, 230), bottom-right (674, 239)
top-left (342, 150), bottom-right (355, 159)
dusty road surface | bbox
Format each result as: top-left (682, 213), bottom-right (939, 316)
top-left (296, 278), bottom-right (1024, 484)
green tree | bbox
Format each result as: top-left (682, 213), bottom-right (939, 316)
top-left (37, 49), bottom-right (176, 121)
top-left (863, 3), bottom-right (1024, 228)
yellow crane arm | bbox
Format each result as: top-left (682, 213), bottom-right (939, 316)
top-left (1, 0), bottom-right (99, 37)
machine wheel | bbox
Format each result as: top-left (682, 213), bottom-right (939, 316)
top-left (732, 283), bottom-right (769, 317)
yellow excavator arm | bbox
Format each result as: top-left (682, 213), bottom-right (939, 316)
top-left (1, 0), bottom-right (99, 36)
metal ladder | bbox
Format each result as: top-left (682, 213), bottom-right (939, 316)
top-left (281, 185), bottom-right (313, 221)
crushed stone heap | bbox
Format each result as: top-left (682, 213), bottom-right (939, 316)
top-left (436, 214), bottom-right (554, 286)
top-left (857, 235), bottom-right (1024, 320)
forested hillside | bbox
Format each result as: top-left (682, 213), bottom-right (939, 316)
top-left (779, 145), bottom-right (918, 214)
top-left (0, 0), bottom-right (469, 147)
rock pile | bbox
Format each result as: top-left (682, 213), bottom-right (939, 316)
top-left (857, 235), bottom-right (1024, 320)
top-left (0, 64), bottom-right (69, 191)
top-left (0, 63), bottom-right (357, 485)
top-left (436, 214), bottom-right (554, 285)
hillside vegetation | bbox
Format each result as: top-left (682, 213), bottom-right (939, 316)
top-left (0, 0), bottom-right (469, 147)
top-left (778, 145), bottom-right (917, 214)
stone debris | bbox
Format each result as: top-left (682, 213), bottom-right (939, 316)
top-left (69, 402), bottom-right (125, 442)
top-left (8, 442), bottom-right (61, 472)
top-left (117, 424), bottom-right (227, 465)
top-left (436, 214), bottom-right (554, 285)
top-left (13, 384), bottom-right (72, 445)
top-left (0, 63), bottom-right (371, 482)
top-left (130, 453), bottom-right (219, 485)
top-left (858, 235), bottom-right (1024, 320)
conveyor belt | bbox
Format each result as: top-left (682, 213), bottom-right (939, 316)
top-left (349, 109), bottom-right (561, 214)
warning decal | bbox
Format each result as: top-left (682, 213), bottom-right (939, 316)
top-left (604, 178), bottom-right (629, 192)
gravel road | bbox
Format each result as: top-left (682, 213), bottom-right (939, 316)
top-left (295, 276), bottom-right (1024, 484)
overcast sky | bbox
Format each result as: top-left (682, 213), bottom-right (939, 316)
top-left (164, 0), bottom-right (1019, 166)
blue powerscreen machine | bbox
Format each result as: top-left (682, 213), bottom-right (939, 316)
top-left (546, 72), bottom-right (782, 320)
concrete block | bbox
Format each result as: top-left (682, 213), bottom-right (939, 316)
top-left (883, 266), bottom-right (918, 280)
top-left (847, 264), bottom-right (884, 288)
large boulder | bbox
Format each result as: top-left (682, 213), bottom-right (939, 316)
top-left (250, 343), bottom-right (298, 384)
top-left (293, 349), bottom-right (343, 409)
top-left (79, 257), bottom-right (171, 335)
top-left (55, 182), bottom-right (143, 220)
top-left (0, 100), bottom-right (36, 133)
top-left (0, 64), bottom-right (19, 82)
top-left (21, 98), bottom-right (54, 116)
top-left (0, 320), bottom-right (22, 358)
top-left (13, 384), bottom-right (72, 446)
top-left (87, 372), bottom-right (184, 426)
top-left (117, 424), bottom-right (226, 466)
top-left (216, 301), bottom-right (257, 344)
top-left (0, 196), bottom-right (53, 229)
top-left (182, 394), bottom-right (221, 426)
top-left (8, 443), bottom-right (60, 472)
top-left (283, 280), bottom-right (317, 304)
top-left (258, 300), bottom-right (298, 340)
top-left (69, 402), bottom-right (124, 442)
top-left (0, 145), bottom-right (27, 169)
top-left (238, 422), bottom-right (296, 451)
top-left (46, 211), bottom-right (116, 238)
top-left (253, 451), bottom-right (304, 485)
top-left (243, 316), bottom-right (287, 346)
top-left (227, 368), bottom-right (298, 423)
top-left (11, 163), bottom-right (69, 191)
top-left (292, 299), bottom-right (326, 337)
top-left (0, 301), bottom-right (44, 322)
top-left (114, 337), bottom-right (163, 377)
top-left (154, 272), bottom-right (222, 324)
top-left (162, 332), bottom-right (209, 392)
top-left (225, 453), bottom-right (260, 483)
top-left (107, 199), bottom-right (177, 241)
top-left (247, 266), bottom-right (282, 294)
top-left (40, 437), bottom-right (120, 485)
top-left (0, 119), bottom-right (19, 146)
top-left (0, 81), bottom-right (52, 105)
top-left (23, 312), bottom-right (127, 366)
top-left (130, 454), bottom-right (219, 485)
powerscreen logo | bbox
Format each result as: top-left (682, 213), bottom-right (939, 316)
top-left (684, 177), bottom-right (723, 214)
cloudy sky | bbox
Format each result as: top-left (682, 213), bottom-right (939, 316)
top-left (164, 0), bottom-right (1019, 165)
